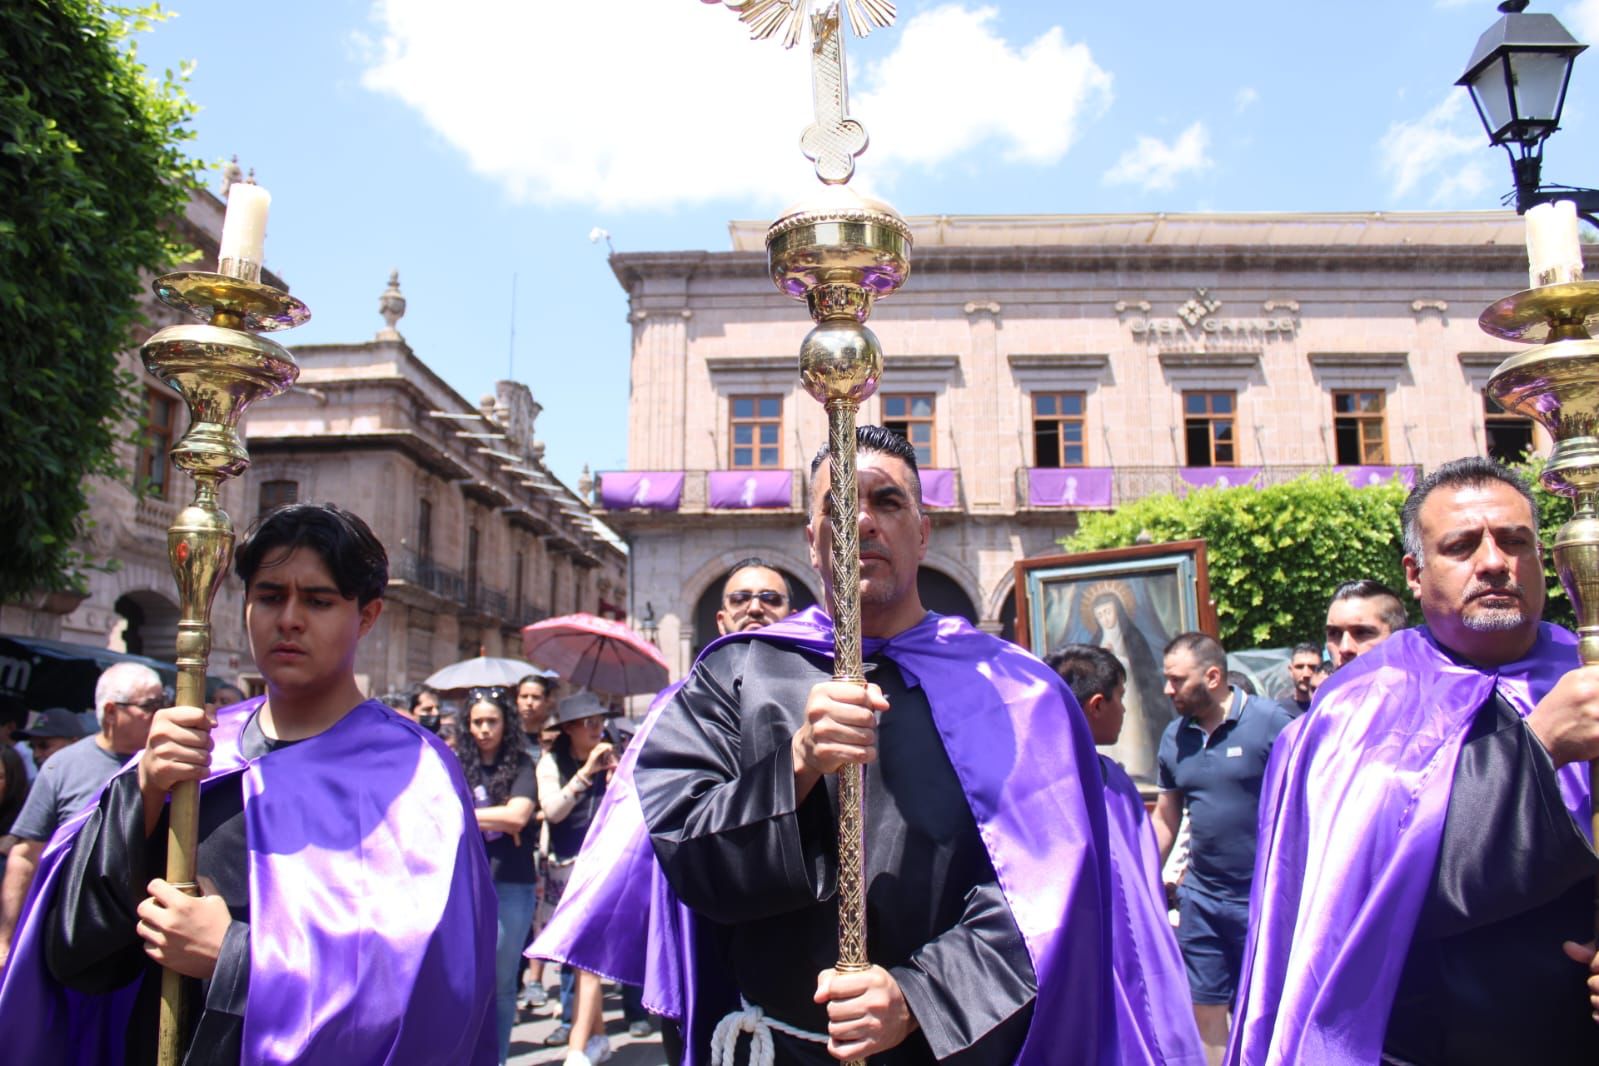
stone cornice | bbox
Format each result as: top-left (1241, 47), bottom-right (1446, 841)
top-left (885, 354), bottom-right (961, 372)
top-left (1007, 353), bottom-right (1110, 371)
top-left (1307, 351), bottom-right (1410, 370)
top-left (1156, 351), bottom-right (1261, 369)
top-left (1458, 350), bottom-right (1514, 371)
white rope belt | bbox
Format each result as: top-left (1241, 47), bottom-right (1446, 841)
top-left (709, 998), bottom-right (829, 1066)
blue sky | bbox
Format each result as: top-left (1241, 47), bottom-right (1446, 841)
top-left (134, 0), bottom-right (1599, 489)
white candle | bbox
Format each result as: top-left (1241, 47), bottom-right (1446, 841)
top-left (218, 182), bottom-right (271, 274)
top-left (1525, 199), bottom-right (1583, 287)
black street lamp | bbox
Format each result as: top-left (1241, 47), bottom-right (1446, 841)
top-left (1457, 1), bottom-right (1597, 223)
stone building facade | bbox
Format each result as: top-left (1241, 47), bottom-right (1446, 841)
top-left (601, 210), bottom-right (1545, 679)
top-left (3, 185), bottom-right (624, 701)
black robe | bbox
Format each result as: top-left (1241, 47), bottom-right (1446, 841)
top-left (636, 639), bottom-right (1036, 1066)
top-left (1383, 692), bottom-right (1599, 1064)
top-left (46, 716), bottom-right (293, 1066)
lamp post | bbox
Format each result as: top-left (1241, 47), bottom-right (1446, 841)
top-left (1457, 1), bottom-right (1597, 223)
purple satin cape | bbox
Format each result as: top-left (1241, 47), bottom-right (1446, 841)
top-left (1227, 624), bottom-right (1588, 1065)
top-left (584, 606), bottom-right (1115, 1063)
top-left (0, 698), bottom-right (498, 1065)
top-left (1100, 756), bottom-right (1206, 1065)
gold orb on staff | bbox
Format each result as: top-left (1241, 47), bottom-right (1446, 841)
top-left (712, 5), bottom-right (909, 1056)
top-left (139, 181), bottom-right (306, 1065)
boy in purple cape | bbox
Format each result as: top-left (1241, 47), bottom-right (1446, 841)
top-left (1230, 458), bottom-right (1599, 1065)
top-left (0, 502), bottom-right (497, 1064)
top-left (1047, 644), bottom-right (1204, 1066)
top-left (634, 427), bottom-right (1116, 1065)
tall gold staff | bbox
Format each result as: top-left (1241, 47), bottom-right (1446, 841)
top-left (139, 185), bottom-right (306, 1064)
top-left (1481, 207), bottom-right (1599, 933)
top-left (714, 4), bottom-right (909, 1055)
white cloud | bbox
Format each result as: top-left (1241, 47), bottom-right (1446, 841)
top-left (1102, 121), bottom-right (1212, 192)
top-left (1567, 0), bottom-right (1599, 44)
top-left (1235, 86), bottom-right (1259, 113)
top-left (1377, 90), bottom-right (1491, 204)
top-left (357, 1), bottom-right (1111, 212)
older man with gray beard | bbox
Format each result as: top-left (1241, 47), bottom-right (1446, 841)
top-left (1231, 457), bottom-right (1599, 1066)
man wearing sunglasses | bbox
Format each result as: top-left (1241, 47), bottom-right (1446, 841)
top-left (0, 662), bottom-right (162, 975)
top-left (715, 559), bottom-right (794, 636)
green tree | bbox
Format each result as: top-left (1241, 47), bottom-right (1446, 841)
top-left (1063, 474), bottom-right (1411, 649)
top-left (0, 1), bottom-right (199, 601)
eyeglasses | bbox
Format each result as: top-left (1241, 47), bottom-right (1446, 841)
top-left (119, 697), bottom-right (164, 713)
top-left (725, 590), bottom-right (787, 608)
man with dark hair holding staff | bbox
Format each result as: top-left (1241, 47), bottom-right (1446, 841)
top-left (1231, 457), bottom-right (1599, 1064)
top-left (634, 426), bottom-right (1114, 1065)
top-left (0, 502), bottom-right (497, 1064)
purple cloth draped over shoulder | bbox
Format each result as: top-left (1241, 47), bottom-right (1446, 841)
top-left (1227, 624), bottom-right (1587, 1065)
top-left (1100, 756), bottom-right (1206, 1065)
top-left (0, 697), bottom-right (498, 1065)
top-left (536, 606), bottom-right (1116, 1064)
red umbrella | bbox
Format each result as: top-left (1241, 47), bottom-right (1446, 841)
top-left (520, 613), bottom-right (669, 696)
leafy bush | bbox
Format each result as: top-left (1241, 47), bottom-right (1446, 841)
top-left (0, 1), bottom-right (199, 600)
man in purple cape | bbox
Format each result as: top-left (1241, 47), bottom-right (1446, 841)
top-left (633, 427), bottom-right (1115, 1065)
top-left (529, 559), bottom-right (793, 1065)
top-left (1230, 458), bottom-right (1599, 1065)
top-left (0, 503), bottom-right (496, 1065)
top-left (1047, 643), bottom-right (1204, 1065)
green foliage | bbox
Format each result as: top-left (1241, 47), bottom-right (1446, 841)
top-left (1514, 457), bottom-right (1577, 631)
top-left (1064, 473), bottom-right (1410, 649)
top-left (0, 1), bottom-right (200, 600)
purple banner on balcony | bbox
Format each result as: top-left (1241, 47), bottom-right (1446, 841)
top-left (1180, 467), bottom-right (1262, 491)
top-left (1339, 465), bottom-right (1417, 491)
top-left (1027, 468), bottom-right (1114, 508)
top-left (598, 471), bottom-right (684, 511)
top-left (708, 470), bottom-right (792, 509)
top-left (921, 469), bottom-right (957, 509)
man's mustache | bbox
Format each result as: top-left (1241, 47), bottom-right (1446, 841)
top-left (1465, 580), bottom-right (1524, 602)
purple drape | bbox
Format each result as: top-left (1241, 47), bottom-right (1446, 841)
top-left (1228, 624), bottom-right (1585, 1065)
top-left (1337, 465), bottom-right (1416, 490)
top-left (1028, 467), bottom-right (1114, 508)
top-left (920, 468), bottom-right (957, 509)
top-left (0, 698), bottom-right (498, 1065)
top-left (1179, 467), bottom-right (1260, 490)
top-left (707, 470), bottom-right (792, 509)
top-left (598, 471), bottom-right (685, 510)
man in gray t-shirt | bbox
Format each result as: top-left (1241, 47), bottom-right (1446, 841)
top-left (8, 734), bottom-right (130, 842)
top-left (0, 661), bottom-right (161, 975)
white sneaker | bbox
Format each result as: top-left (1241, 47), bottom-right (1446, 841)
top-left (584, 1034), bottom-right (614, 1064)
top-left (561, 1051), bottom-right (593, 1066)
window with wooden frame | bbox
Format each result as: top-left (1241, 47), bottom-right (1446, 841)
top-left (730, 395), bottom-right (782, 469)
top-left (257, 479), bottom-right (299, 518)
top-left (416, 499), bottom-right (434, 563)
top-left (1484, 394), bottom-right (1535, 463)
top-left (1332, 390), bottom-right (1388, 465)
top-left (882, 394), bottom-right (935, 466)
top-left (137, 387), bottom-right (180, 499)
top-left (1183, 391), bottom-right (1237, 467)
top-left (1031, 392), bottom-right (1086, 468)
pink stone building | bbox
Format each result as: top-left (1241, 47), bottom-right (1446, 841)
top-left (600, 210), bottom-right (1547, 679)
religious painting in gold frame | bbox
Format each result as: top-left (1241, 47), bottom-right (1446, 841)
top-left (1013, 540), bottom-right (1216, 788)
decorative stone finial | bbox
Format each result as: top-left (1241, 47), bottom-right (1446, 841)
top-left (246, 167), bottom-right (257, 184)
top-left (578, 464), bottom-right (593, 502)
top-left (221, 155), bottom-right (243, 194)
top-left (377, 270), bottom-right (406, 341)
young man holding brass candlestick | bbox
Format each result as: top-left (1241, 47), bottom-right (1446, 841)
top-left (634, 427), bottom-right (1115, 1065)
top-left (1231, 459), bottom-right (1599, 1064)
top-left (0, 503), bottom-right (498, 1064)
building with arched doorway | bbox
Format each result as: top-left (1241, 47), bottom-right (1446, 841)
top-left (597, 210), bottom-right (1537, 682)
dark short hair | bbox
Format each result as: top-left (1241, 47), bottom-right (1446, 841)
top-left (1045, 643), bottom-right (1126, 706)
top-left (1401, 457), bottom-right (1539, 563)
top-left (410, 685), bottom-right (440, 712)
top-left (1227, 670), bottom-right (1258, 695)
top-left (722, 557), bottom-right (793, 601)
top-left (1329, 578), bottom-right (1408, 632)
top-left (1164, 631), bottom-right (1227, 674)
top-left (1291, 641), bottom-right (1323, 659)
top-left (809, 424), bottom-right (923, 509)
top-left (515, 675), bottom-right (555, 698)
top-left (236, 502), bottom-right (389, 606)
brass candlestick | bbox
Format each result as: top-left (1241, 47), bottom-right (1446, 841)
top-left (1482, 276), bottom-right (1599, 934)
top-left (140, 268), bottom-right (306, 1064)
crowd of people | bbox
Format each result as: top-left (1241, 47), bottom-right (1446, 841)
top-left (0, 439), bottom-right (1594, 1065)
